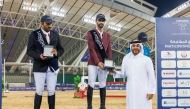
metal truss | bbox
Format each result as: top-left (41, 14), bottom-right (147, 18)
top-left (147, 34), bottom-right (155, 53)
top-left (12, 30), bottom-right (32, 62)
top-left (113, 54), bottom-right (125, 66)
top-left (0, 10), bottom-right (155, 64)
top-left (59, 40), bottom-right (87, 64)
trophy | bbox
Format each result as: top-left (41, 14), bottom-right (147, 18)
top-left (104, 59), bottom-right (115, 69)
top-left (43, 45), bottom-right (54, 58)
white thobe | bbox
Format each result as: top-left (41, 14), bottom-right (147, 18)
top-left (114, 53), bottom-right (156, 109)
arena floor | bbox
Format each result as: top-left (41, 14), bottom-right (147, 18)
top-left (2, 90), bottom-right (156, 109)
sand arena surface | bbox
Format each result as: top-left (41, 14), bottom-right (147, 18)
top-left (2, 90), bottom-right (156, 109)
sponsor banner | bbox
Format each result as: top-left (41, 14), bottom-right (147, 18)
top-left (156, 18), bottom-right (190, 109)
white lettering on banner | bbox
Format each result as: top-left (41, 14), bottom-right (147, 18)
top-left (171, 33), bottom-right (190, 35)
top-left (94, 32), bottom-right (103, 49)
top-left (176, 20), bottom-right (189, 22)
top-left (170, 40), bottom-right (189, 44)
top-left (165, 45), bottom-right (190, 48)
top-left (37, 31), bottom-right (45, 47)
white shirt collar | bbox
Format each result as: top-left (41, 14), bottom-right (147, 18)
top-left (41, 28), bottom-right (50, 35)
top-left (96, 28), bottom-right (103, 34)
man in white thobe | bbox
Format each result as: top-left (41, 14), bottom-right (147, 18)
top-left (112, 40), bottom-right (156, 109)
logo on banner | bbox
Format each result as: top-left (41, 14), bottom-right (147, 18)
top-left (166, 61), bottom-right (172, 67)
top-left (181, 51), bottom-right (187, 58)
top-left (179, 72), bottom-right (190, 75)
top-left (181, 26), bottom-right (186, 30)
top-left (78, 82), bottom-right (88, 91)
top-left (162, 89), bottom-right (176, 97)
top-left (164, 101), bottom-right (175, 104)
top-left (164, 72), bottom-right (175, 75)
top-left (181, 81), bottom-right (190, 85)
top-left (182, 61), bottom-right (187, 67)
top-left (183, 90), bottom-right (188, 94)
top-left (162, 70), bottom-right (176, 78)
top-left (181, 100), bottom-right (190, 105)
top-left (178, 70), bottom-right (190, 78)
top-left (162, 80), bottom-right (176, 87)
top-left (162, 99), bottom-right (176, 106)
top-left (162, 99), bottom-right (177, 106)
top-left (178, 89), bottom-right (190, 97)
top-left (167, 90), bottom-right (171, 95)
top-left (178, 80), bottom-right (190, 87)
top-left (163, 81), bottom-right (176, 85)
top-left (165, 52), bottom-right (173, 57)
top-left (180, 72), bottom-right (182, 75)
top-left (178, 99), bottom-right (190, 106)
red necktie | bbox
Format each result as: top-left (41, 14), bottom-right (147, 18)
top-left (44, 34), bottom-right (50, 44)
top-left (44, 34), bottom-right (50, 37)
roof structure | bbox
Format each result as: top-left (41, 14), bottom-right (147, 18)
top-left (1, 0), bottom-right (190, 73)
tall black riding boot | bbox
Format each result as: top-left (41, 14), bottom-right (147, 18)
top-left (48, 94), bottom-right (55, 109)
top-left (99, 87), bottom-right (106, 109)
top-left (87, 85), bottom-right (93, 109)
top-left (34, 93), bottom-right (42, 109)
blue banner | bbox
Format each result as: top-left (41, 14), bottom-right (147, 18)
top-left (156, 18), bottom-right (190, 109)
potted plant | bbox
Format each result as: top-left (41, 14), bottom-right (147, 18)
top-left (73, 75), bottom-right (81, 98)
top-left (2, 78), bottom-right (7, 97)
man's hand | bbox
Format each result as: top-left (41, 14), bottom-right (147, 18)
top-left (98, 62), bottom-right (104, 70)
top-left (51, 49), bottom-right (57, 57)
top-left (40, 54), bottom-right (48, 60)
top-left (108, 69), bottom-right (117, 73)
top-left (146, 94), bottom-right (153, 100)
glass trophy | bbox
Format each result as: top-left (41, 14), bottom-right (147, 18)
top-left (43, 45), bottom-right (54, 58)
top-left (104, 59), bottom-right (115, 69)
